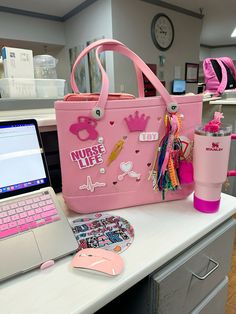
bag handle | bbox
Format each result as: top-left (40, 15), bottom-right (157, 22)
top-left (71, 39), bottom-right (145, 98)
top-left (71, 39), bottom-right (177, 119)
top-left (95, 42), bottom-right (176, 105)
top-left (204, 58), bottom-right (228, 96)
top-left (219, 57), bottom-right (236, 81)
top-left (212, 59), bottom-right (228, 96)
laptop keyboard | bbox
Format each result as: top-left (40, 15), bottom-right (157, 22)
top-left (0, 191), bottom-right (61, 239)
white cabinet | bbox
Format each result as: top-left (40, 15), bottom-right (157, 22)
top-left (150, 218), bottom-right (235, 314)
top-left (96, 218), bottom-right (235, 314)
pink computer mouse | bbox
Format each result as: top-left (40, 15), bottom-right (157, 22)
top-left (71, 248), bottom-right (124, 276)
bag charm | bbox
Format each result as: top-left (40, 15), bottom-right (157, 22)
top-left (151, 104), bottom-right (182, 199)
top-left (107, 137), bottom-right (126, 165)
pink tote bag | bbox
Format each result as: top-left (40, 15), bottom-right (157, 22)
top-left (55, 39), bottom-right (202, 213)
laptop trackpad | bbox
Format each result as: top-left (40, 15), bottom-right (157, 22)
top-left (0, 232), bottom-right (42, 280)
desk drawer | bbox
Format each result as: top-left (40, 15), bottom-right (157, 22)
top-left (150, 219), bottom-right (235, 314)
top-left (191, 277), bottom-right (228, 314)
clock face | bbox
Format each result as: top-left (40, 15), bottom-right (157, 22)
top-left (151, 14), bottom-right (174, 51)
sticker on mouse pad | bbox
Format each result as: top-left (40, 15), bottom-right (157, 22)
top-left (70, 213), bottom-right (134, 253)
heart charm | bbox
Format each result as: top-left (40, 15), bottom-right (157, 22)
top-left (147, 162), bottom-right (151, 167)
top-left (109, 121), bottom-right (114, 126)
top-left (120, 161), bottom-right (133, 173)
top-left (135, 150), bottom-right (140, 154)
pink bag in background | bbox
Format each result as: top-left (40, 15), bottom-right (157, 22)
top-left (55, 39), bottom-right (202, 213)
top-left (203, 57), bottom-right (236, 95)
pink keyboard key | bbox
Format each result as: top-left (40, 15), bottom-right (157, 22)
top-left (41, 209), bottom-right (57, 218)
top-left (26, 199), bottom-right (33, 205)
top-left (27, 210), bottom-right (35, 216)
top-left (3, 217), bottom-right (11, 223)
top-left (0, 212), bottom-right (7, 218)
top-left (10, 203), bottom-right (18, 209)
top-left (8, 221), bottom-right (17, 228)
top-left (11, 214), bottom-right (20, 221)
top-left (35, 208), bottom-right (43, 214)
top-left (19, 224), bottom-right (29, 232)
top-left (42, 205), bottom-right (55, 212)
top-left (18, 201), bottom-right (26, 206)
top-left (2, 205), bottom-right (10, 211)
top-left (37, 220), bottom-right (45, 227)
top-left (16, 207), bottom-right (24, 213)
top-left (0, 223), bottom-right (9, 231)
top-left (52, 215), bottom-right (60, 222)
top-left (40, 195), bottom-right (50, 201)
top-left (33, 214), bottom-right (41, 221)
top-left (29, 222), bottom-right (37, 229)
top-left (23, 205), bottom-right (31, 211)
top-left (19, 212), bottom-right (27, 219)
top-left (8, 209), bottom-right (16, 216)
top-left (0, 227), bottom-right (19, 239)
top-left (26, 216), bottom-right (33, 223)
top-left (44, 216), bottom-right (53, 223)
top-left (18, 219), bottom-right (26, 226)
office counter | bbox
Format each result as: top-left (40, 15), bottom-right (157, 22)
top-left (1, 193), bottom-right (236, 314)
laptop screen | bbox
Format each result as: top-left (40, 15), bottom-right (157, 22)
top-left (0, 119), bottom-right (50, 199)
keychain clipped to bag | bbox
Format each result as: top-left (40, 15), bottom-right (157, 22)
top-left (150, 103), bottom-right (183, 199)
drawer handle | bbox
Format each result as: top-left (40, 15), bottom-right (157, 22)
top-left (192, 258), bottom-right (219, 280)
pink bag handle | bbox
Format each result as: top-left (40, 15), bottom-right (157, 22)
top-left (71, 39), bottom-right (145, 98)
top-left (95, 42), bottom-right (175, 104)
top-left (214, 59), bottom-right (228, 96)
top-left (71, 39), bottom-right (177, 119)
top-left (220, 57), bottom-right (236, 81)
top-left (227, 134), bottom-right (236, 177)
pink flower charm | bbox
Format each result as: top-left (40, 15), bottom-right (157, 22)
top-left (204, 111), bottom-right (224, 133)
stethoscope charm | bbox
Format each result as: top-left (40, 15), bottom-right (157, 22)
top-left (118, 161), bottom-right (141, 181)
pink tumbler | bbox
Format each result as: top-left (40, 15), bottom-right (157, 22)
top-left (193, 124), bottom-right (236, 213)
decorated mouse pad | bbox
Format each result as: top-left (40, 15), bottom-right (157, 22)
top-left (70, 213), bottom-right (134, 253)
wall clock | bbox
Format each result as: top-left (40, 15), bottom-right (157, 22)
top-left (151, 13), bottom-right (174, 51)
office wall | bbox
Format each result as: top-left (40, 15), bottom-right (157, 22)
top-left (0, 12), bottom-right (65, 45)
top-left (111, 0), bottom-right (203, 95)
top-left (210, 47), bottom-right (236, 60)
top-left (64, 0), bottom-right (114, 92)
top-left (0, 0), bottom-right (203, 95)
top-left (200, 46), bottom-right (236, 61)
top-left (199, 47), bottom-right (211, 61)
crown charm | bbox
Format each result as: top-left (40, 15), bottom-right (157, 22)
top-left (124, 111), bottom-right (150, 132)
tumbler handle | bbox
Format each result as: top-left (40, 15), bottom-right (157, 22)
top-left (227, 134), bottom-right (236, 177)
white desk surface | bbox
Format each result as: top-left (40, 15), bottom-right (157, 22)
top-left (0, 108), bottom-right (56, 127)
top-left (1, 193), bottom-right (236, 314)
top-left (203, 96), bottom-right (221, 103)
top-left (209, 99), bottom-right (236, 105)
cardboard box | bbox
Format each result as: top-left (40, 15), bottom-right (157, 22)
top-left (1, 47), bottom-right (34, 79)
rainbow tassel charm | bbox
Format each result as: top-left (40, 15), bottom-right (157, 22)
top-left (150, 112), bottom-right (182, 199)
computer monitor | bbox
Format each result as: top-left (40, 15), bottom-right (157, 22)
top-left (172, 79), bottom-right (186, 95)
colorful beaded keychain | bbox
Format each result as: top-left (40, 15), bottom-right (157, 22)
top-left (150, 105), bottom-right (182, 199)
